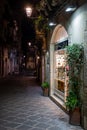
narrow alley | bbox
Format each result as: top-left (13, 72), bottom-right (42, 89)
top-left (0, 75), bottom-right (83, 130)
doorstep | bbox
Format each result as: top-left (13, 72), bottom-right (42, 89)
top-left (50, 94), bottom-right (68, 114)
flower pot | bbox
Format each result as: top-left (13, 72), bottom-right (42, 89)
top-left (69, 107), bottom-right (81, 125)
top-left (43, 88), bottom-right (49, 96)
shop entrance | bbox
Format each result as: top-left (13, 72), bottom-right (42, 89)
top-left (50, 24), bottom-right (68, 105)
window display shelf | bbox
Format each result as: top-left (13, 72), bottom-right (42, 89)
top-left (54, 49), bottom-right (66, 94)
top-left (55, 78), bottom-right (65, 82)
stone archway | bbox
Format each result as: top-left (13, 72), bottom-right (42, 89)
top-left (50, 24), bottom-right (68, 108)
top-left (51, 24), bottom-right (68, 44)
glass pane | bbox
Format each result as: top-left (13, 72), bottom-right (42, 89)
top-left (54, 49), bottom-right (66, 93)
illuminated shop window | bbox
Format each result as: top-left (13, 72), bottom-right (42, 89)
top-left (54, 40), bottom-right (68, 99)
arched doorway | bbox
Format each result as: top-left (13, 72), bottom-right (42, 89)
top-left (50, 24), bottom-right (68, 108)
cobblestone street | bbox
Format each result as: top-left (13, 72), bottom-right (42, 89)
top-left (0, 75), bottom-right (84, 130)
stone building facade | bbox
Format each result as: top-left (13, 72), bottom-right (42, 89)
top-left (46, 3), bottom-right (87, 130)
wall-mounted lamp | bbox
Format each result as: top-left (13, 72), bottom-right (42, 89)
top-left (49, 22), bottom-right (56, 26)
top-left (65, 6), bottom-right (76, 12)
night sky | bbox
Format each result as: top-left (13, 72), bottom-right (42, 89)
top-left (21, 16), bottom-right (36, 53)
top-left (7, 0), bottom-right (40, 53)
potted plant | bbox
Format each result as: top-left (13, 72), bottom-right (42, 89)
top-left (65, 91), bottom-right (81, 125)
top-left (41, 81), bottom-right (49, 96)
top-left (65, 44), bottom-right (84, 125)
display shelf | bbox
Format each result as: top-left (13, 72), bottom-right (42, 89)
top-left (58, 80), bottom-right (64, 92)
top-left (55, 78), bottom-right (65, 82)
top-left (54, 49), bottom-right (66, 93)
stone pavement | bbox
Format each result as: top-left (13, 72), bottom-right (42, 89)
top-left (0, 75), bottom-right (84, 130)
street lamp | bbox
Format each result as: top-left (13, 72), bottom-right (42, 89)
top-left (25, 7), bottom-right (32, 17)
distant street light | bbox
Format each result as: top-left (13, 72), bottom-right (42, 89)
top-left (28, 42), bottom-right (31, 46)
top-left (37, 56), bottom-right (40, 59)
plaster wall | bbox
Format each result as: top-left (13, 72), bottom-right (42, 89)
top-left (67, 3), bottom-right (87, 44)
top-left (45, 51), bottom-right (50, 83)
top-left (66, 3), bottom-right (87, 129)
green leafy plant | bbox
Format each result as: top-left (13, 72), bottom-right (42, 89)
top-left (35, 15), bottom-right (50, 33)
top-left (41, 81), bottom-right (49, 88)
top-left (65, 44), bottom-right (84, 110)
top-left (65, 91), bottom-right (81, 110)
